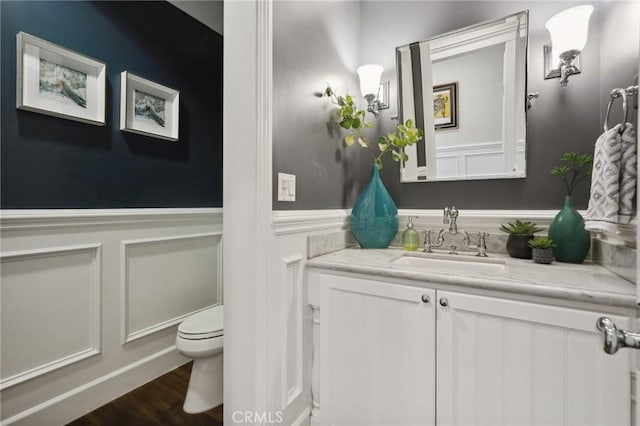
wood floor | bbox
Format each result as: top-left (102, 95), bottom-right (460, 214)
top-left (67, 362), bottom-right (223, 425)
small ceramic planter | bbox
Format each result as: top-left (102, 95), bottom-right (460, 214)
top-left (532, 248), bottom-right (554, 264)
top-left (506, 234), bottom-right (533, 259)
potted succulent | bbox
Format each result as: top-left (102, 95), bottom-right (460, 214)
top-left (321, 86), bottom-right (423, 249)
top-left (499, 220), bottom-right (544, 259)
top-left (528, 237), bottom-right (555, 264)
top-left (549, 151), bottom-right (593, 263)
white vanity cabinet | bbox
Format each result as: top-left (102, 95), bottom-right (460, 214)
top-left (310, 270), bottom-right (632, 426)
top-left (317, 273), bottom-right (436, 426)
top-left (436, 290), bottom-right (631, 426)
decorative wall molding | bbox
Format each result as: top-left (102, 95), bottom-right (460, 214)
top-left (310, 305), bottom-right (321, 426)
top-left (400, 209), bottom-right (571, 231)
top-left (0, 346), bottom-right (184, 426)
top-left (272, 208), bottom-right (634, 244)
top-left (274, 209), bottom-right (561, 234)
top-left (591, 222), bottom-right (637, 246)
top-left (0, 208), bottom-right (222, 231)
top-left (0, 244), bottom-right (102, 390)
top-left (280, 255), bottom-right (304, 410)
top-left (292, 406), bottom-right (312, 426)
top-left (435, 141), bottom-right (504, 154)
top-left (434, 140), bottom-right (526, 180)
top-left (429, 17), bottom-right (524, 61)
top-left (120, 232), bottom-right (222, 344)
top-left (272, 210), bottom-right (350, 236)
top-left (0, 209), bottom-right (221, 423)
top-left (399, 209), bottom-right (636, 244)
top-left (222, 0), bottom-right (273, 420)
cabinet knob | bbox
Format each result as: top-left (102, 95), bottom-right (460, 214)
top-left (439, 297), bottom-right (449, 307)
top-left (421, 294), bottom-right (430, 303)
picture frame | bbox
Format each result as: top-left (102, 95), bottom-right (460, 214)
top-left (433, 82), bottom-right (458, 130)
top-left (16, 32), bottom-right (106, 125)
top-left (120, 71), bottom-right (179, 141)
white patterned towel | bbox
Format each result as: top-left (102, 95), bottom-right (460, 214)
top-left (585, 123), bottom-right (637, 232)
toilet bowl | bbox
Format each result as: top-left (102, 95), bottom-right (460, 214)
top-left (176, 305), bottom-right (223, 414)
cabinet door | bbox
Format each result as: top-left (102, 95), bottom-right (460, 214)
top-left (437, 291), bottom-right (631, 426)
top-left (319, 274), bottom-right (436, 426)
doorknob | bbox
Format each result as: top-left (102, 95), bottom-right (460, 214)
top-left (596, 317), bottom-right (640, 354)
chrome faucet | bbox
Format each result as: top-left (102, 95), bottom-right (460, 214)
top-left (423, 206), bottom-right (489, 257)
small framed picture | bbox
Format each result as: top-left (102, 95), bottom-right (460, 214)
top-left (120, 71), bottom-right (179, 141)
top-left (433, 82), bottom-right (458, 130)
top-left (16, 32), bottom-right (106, 125)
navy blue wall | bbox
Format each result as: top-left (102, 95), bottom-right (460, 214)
top-left (1, 1), bottom-right (223, 208)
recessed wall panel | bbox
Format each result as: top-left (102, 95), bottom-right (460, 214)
top-left (281, 255), bottom-right (303, 409)
top-left (122, 233), bottom-right (221, 343)
top-left (0, 245), bottom-right (101, 388)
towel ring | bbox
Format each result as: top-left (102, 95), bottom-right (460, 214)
top-left (604, 88), bottom-right (628, 133)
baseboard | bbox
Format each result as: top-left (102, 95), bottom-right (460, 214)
top-left (1, 347), bottom-right (189, 426)
top-left (291, 406), bottom-right (311, 426)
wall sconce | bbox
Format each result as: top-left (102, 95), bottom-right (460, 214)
top-left (357, 64), bottom-right (383, 115)
top-left (543, 5), bottom-right (593, 88)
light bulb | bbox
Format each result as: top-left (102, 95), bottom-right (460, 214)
top-left (357, 64), bottom-right (383, 97)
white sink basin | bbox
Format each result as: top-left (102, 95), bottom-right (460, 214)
top-left (391, 252), bottom-right (507, 274)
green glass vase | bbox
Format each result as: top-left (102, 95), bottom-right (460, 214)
top-left (351, 164), bottom-right (399, 249)
top-left (548, 196), bottom-right (590, 263)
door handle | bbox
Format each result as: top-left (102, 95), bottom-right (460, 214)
top-left (596, 317), bottom-right (640, 354)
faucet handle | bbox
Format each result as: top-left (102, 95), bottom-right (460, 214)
top-left (443, 207), bottom-right (450, 224)
top-left (423, 230), bottom-right (433, 253)
top-left (476, 232), bottom-right (489, 257)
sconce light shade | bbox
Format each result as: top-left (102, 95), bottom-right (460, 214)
top-left (357, 64), bottom-right (383, 97)
top-left (545, 5), bottom-right (593, 59)
top-left (544, 5), bottom-right (593, 87)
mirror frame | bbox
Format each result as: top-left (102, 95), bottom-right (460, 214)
top-left (396, 10), bottom-right (529, 183)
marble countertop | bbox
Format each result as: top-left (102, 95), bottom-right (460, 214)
top-left (306, 248), bottom-right (637, 308)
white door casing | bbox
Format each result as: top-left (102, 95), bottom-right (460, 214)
top-left (223, 0), bottom-right (272, 422)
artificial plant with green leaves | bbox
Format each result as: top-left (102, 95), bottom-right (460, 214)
top-left (551, 152), bottom-right (593, 196)
top-left (499, 219), bottom-right (544, 235)
top-left (528, 236), bottom-right (555, 249)
top-left (322, 86), bottom-right (423, 169)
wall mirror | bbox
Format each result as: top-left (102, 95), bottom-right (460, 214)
top-left (397, 11), bottom-right (528, 182)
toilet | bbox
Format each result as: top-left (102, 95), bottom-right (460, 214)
top-left (176, 305), bottom-right (224, 413)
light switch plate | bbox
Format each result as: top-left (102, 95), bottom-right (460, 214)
top-left (278, 173), bottom-right (296, 202)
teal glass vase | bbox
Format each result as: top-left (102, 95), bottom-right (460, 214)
top-left (548, 196), bottom-right (590, 263)
top-left (351, 164), bottom-right (399, 249)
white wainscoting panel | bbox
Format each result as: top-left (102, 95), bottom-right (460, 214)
top-left (0, 244), bottom-right (101, 389)
top-left (465, 151), bottom-right (503, 177)
top-left (121, 232), bottom-right (222, 344)
top-left (435, 155), bottom-right (459, 179)
top-left (0, 208), bottom-right (222, 425)
top-left (270, 211), bottom-right (355, 425)
top-left (281, 254), bottom-right (304, 410)
top-left (433, 141), bottom-right (526, 180)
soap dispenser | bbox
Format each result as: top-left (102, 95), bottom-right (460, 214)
top-left (402, 216), bottom-right (420, 251)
